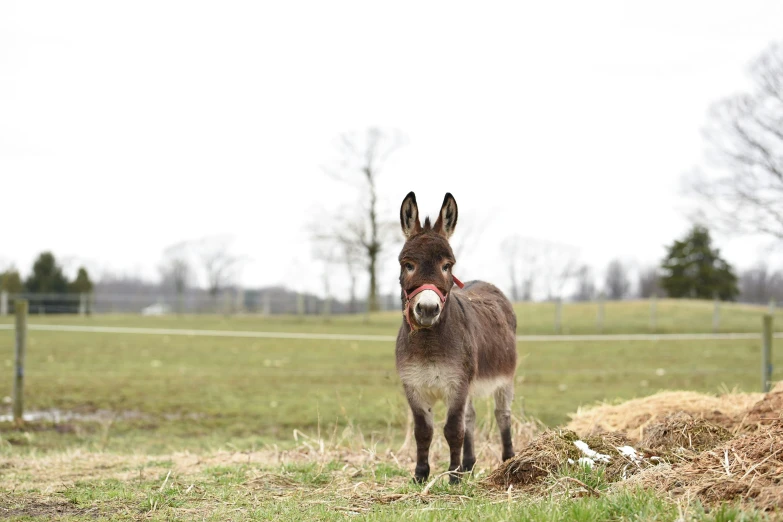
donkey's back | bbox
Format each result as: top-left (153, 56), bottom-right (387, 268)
top-left (451, 280), bottom-right (517, 392)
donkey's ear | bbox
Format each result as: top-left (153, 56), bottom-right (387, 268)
top-left (400, 191), bottom-right (422, 238)
top-left (433, 193), bottom-right (458, 239)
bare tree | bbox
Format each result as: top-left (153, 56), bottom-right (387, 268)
top-left (604, 259), bottom-right (631, 300)
top-left (738, 262), bottom-right (783, 304)
top-left (319, 127), bottom-right (407, 311)
top-left (195, 235), bottom-right (243, 307)
top-left (448, 211), bottom-right (493, 276)
top-left (537, 240), bottom-right (579, 301)
top-left (572, 264), bottom-right (596, 302)
top-left (500, 235), bottom-right (541, 302)
top-left (500, 235), bottom-right (578, 301)
top-left (341, 239), bottom-right (364, 313)
top-left (159, 241), bottom-right (192, 314)
top-left (500, 236), bottom-right (521, 302)
top-left (686, 41), bottom-right (783, 243)
top-left (637, 266), bottom-right (662, 298)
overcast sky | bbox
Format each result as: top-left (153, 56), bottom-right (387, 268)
top-left (2, 1), bottom-right (783, 299)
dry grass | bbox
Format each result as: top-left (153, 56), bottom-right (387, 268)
top-left (565, 388), bottom-right (764, 441)
top-left (4, 384), bottom-right (783, 518)
top-left (641, 412), bottom-right (733, 453)
top-left (482, 380), bottom-right (783, 513)
top-left (627, 422), bottom-right (783, 511)
top-left (0, 411), bottom-right (542, 493)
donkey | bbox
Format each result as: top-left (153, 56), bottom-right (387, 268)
top-left (395, 191), bottom-right (518, 485)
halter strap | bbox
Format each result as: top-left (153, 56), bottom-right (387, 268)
top-left (404, 276), bottom-right (465, 331)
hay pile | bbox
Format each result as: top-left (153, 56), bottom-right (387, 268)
top-left (640, 411), bottom-right (733, 453)
top-left (564, 390), bottom-right (763, 441)
top-left (484, 382), bottom-right (783, 511)
top-left (740, 382), bottom-right (783, 430)
top-left (627, 422), bottom-right (783, 510)
top-left (484, 429), bottom-right (658, 491)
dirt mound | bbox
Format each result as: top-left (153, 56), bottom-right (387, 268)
top-left (626, 422), bottom-right (783, 510)
top-left (740, 381), bottom-right (783, 431)
top-left (565, 390), bottom-right (762, 441)
top-left (486, 383), bottom-right (783, 510)
top-left (641, 412), bottom-right (732, 453)
top-left (483, 429), bottom-right (655, 492)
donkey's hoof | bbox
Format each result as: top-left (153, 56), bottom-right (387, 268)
top-left (462, 459), bottom-right (476, 473)
top-left (502, 452), bottom-right (515, 462)
top-left (412, 474), bottom-right (428, 485)
top-left (449, 472), bottom-right (461, 485)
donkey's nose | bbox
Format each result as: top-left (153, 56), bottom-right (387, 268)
top-left (415, 301), bottom-right (440, 320)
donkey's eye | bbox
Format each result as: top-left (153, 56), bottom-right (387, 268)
top-left (404, 263), bottom-right (414, 273)
top-left (442, 264), bottom-right (451, 272)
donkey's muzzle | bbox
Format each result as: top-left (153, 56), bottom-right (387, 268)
top-left (415, 301), bottom-right (440, 321)
top-left (412, 290), bottom-right (442, 326)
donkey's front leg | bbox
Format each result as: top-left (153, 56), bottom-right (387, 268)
top-left (405, 386), bottom-right (434, 484)
top-left (444, 390), bottom-right (468, 484)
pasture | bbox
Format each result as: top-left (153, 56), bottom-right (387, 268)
top-left (1, 299), bottom-right (782, 520)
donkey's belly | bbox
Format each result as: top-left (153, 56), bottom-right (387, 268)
top-left (398, 363), bottom-right (463, 404)
top-left (469, 376), bottom-right (509, 398)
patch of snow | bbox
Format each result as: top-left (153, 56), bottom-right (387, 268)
top-left (617, 445), bottom-right (642, 463)
top-left (574, 440), bottom-right (611, 463)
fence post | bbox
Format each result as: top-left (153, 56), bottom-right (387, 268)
top-left (234, 288), bottom-right (244, 314)
top-left (13, 299), bottom-right (28, 427)
top-left (762, 314), bottom-right (773, 393)
top-left (322, 295), bottom-right (331, 320)
top-left (649, 293), bottom-right (657, 332)
top-left (262, 292), bottom-right (271, 316)
top-left (79, 292), bottom-right (87, 317)
top-left (0, 291), bottom-right (7, 316)
top-left (596, 292), bottom-right (605, 334)
top-left (554, 298), bottom-right (563, 334)
top-left (770, 298), bottom-right (777, 315)
top-left (297, 292), bottom-right (305, 318)
top-left (712, 295), bottom-right (720, 333)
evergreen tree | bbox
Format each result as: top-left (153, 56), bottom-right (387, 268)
top-left (70, 267), bottom-right (93, 294)
top-left (0, 269), bottom-right (23, 293)
top-left (24, 252), bottom-right (69, 294)
top-left (660, 225), bottom-right (739, 300)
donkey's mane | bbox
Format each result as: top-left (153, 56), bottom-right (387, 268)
top-left (423, 217), bottom-right (432, 230)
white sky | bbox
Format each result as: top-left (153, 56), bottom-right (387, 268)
top-left (2, 1), bottom-right (783, 300)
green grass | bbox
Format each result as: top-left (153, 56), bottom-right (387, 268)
top-left (1, 307), bottom-right (780, 455)
top-left (1, 457), bottom-right (776, 521)
top-left (1, 301), bottom-right (782, 520)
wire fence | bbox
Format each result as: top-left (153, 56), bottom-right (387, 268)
top-left (0, 290), bottom-right (402, 316)
top-left (0, 290), bottom-right (780, 335)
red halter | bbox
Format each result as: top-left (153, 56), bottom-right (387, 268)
top-left (404, 276), bottom-right (464, 331)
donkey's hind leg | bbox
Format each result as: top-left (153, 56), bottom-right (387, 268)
top-left (493, 381), bottom-right (515, 461)
top-left (462, 398), bottom-right (476, 473)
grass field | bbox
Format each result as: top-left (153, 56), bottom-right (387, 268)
top-left (1, 298), bottom-right (782, 520)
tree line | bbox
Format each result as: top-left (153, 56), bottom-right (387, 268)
top-left (503, 224), bottom-right (782, 304)
top-left (0, 252), bottom-right (93, 313)
top-left (0, 252), bottom-right (93, 295)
